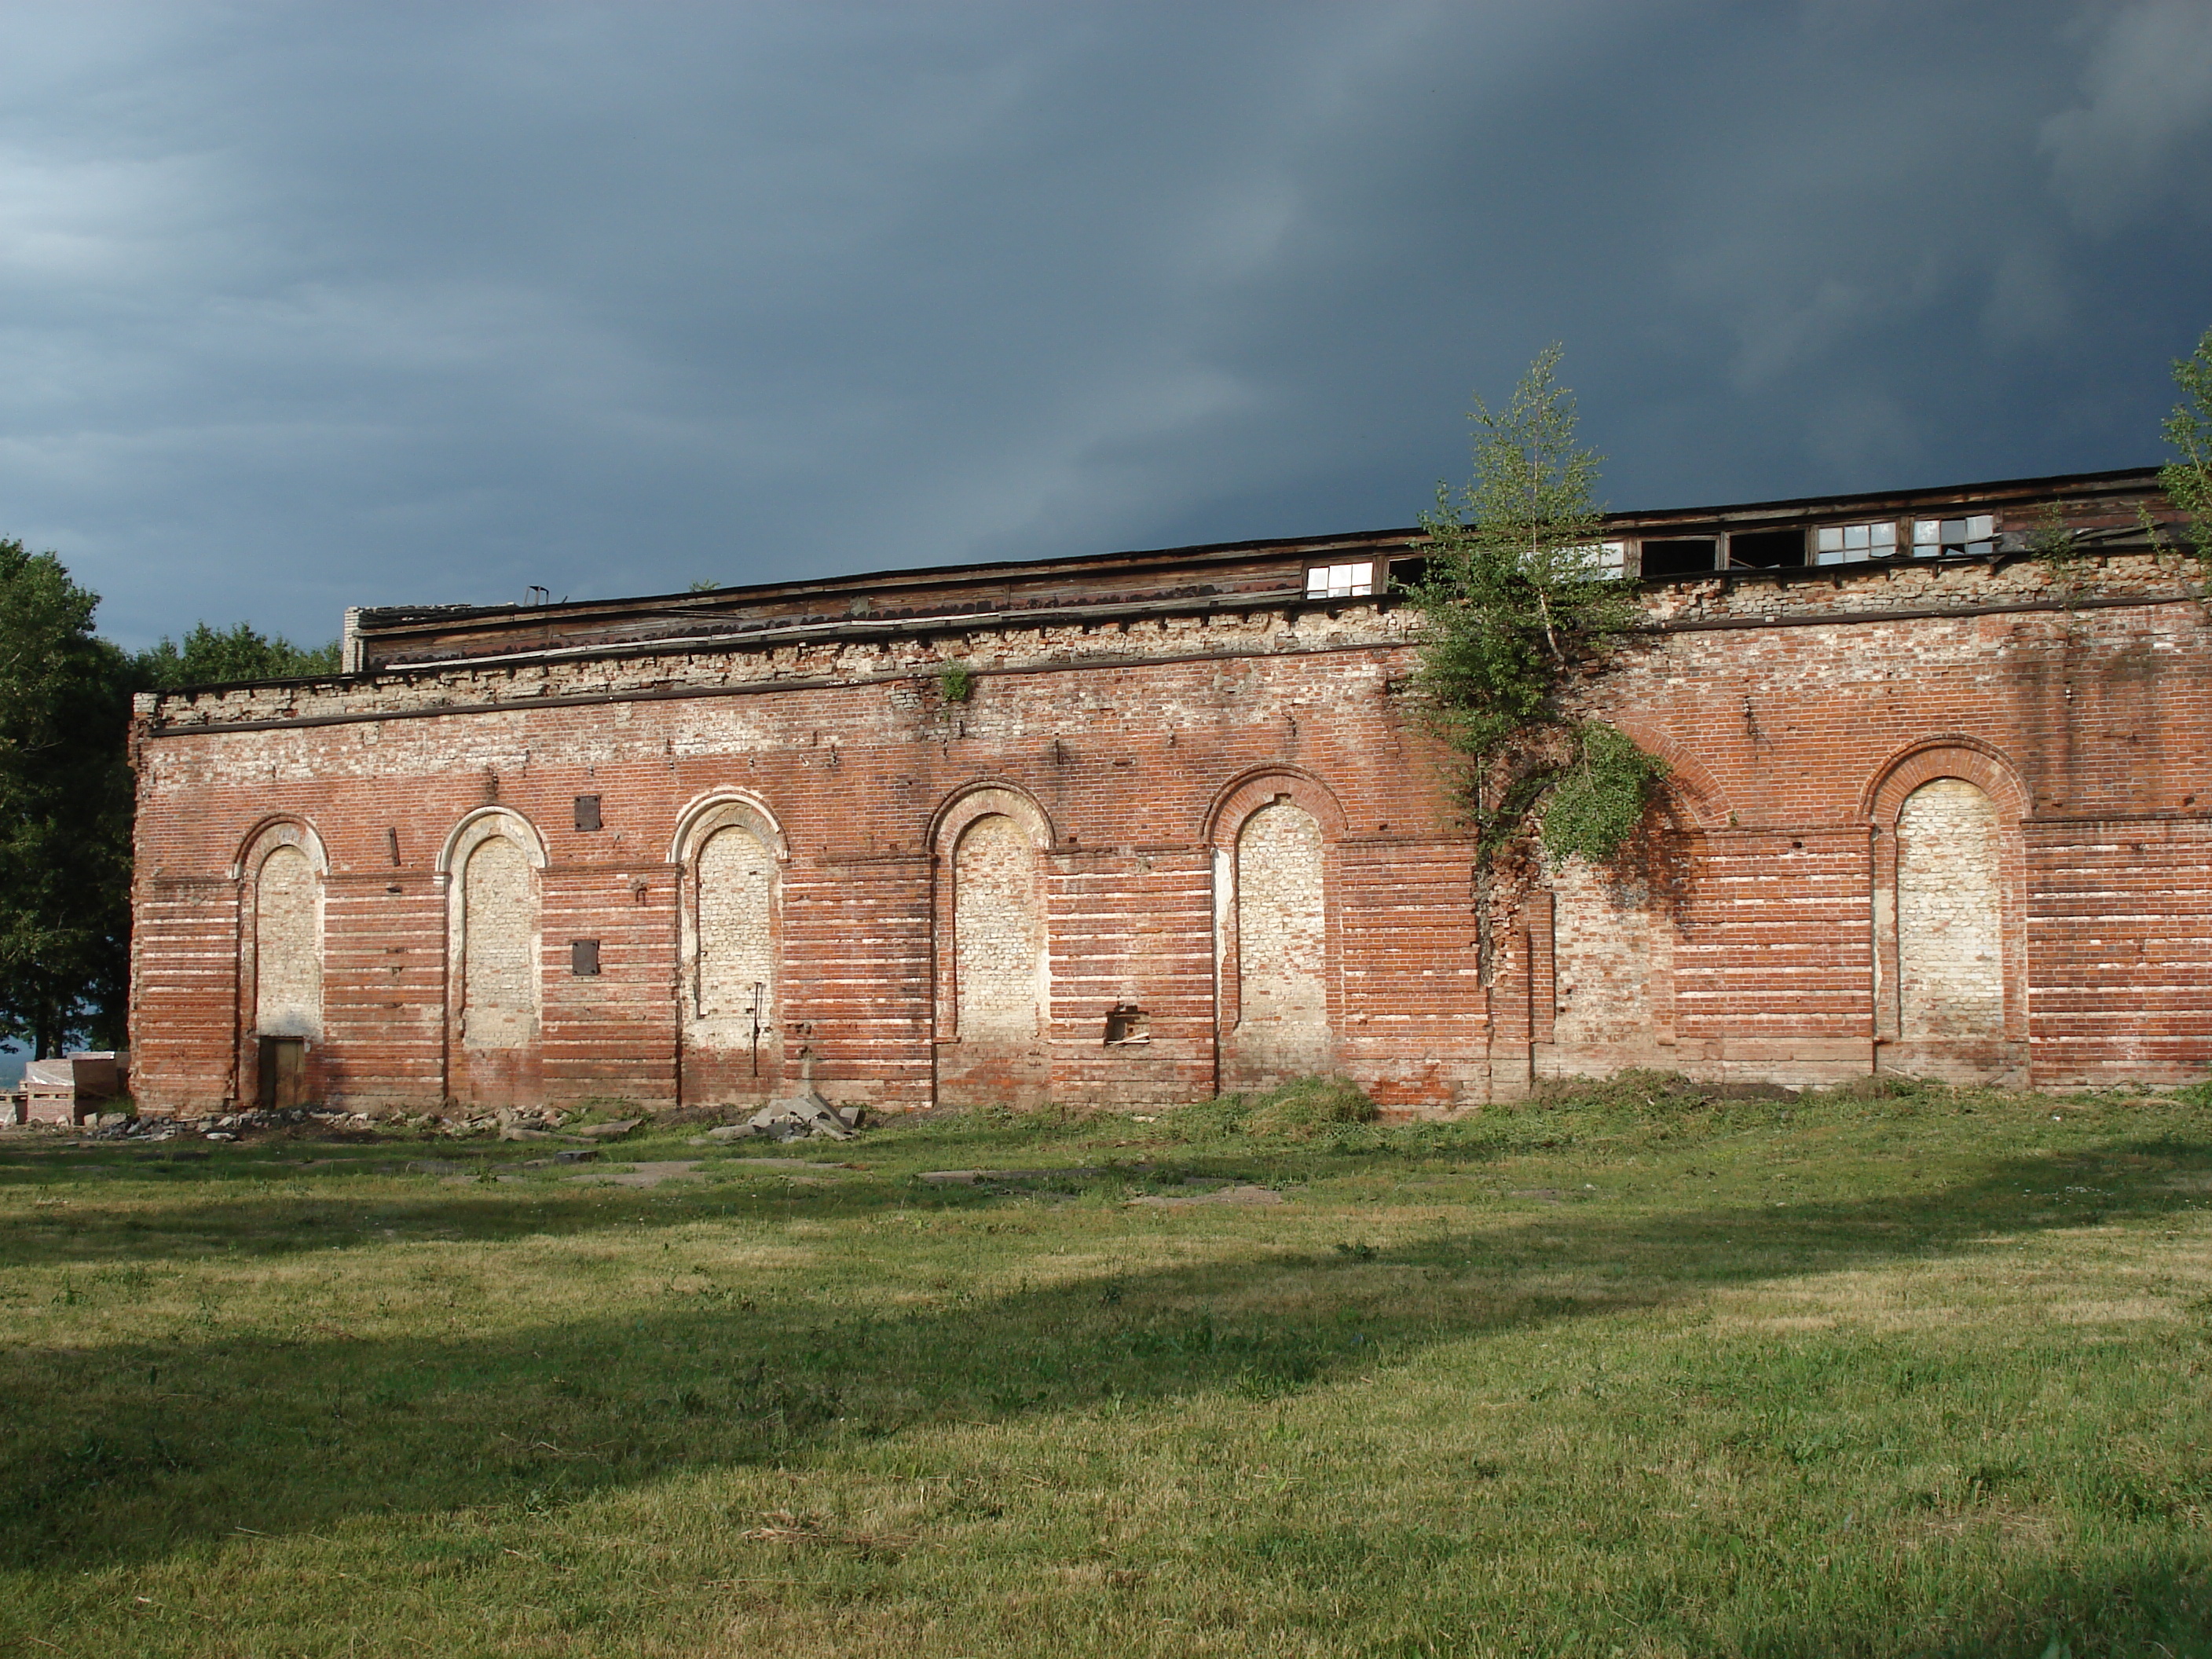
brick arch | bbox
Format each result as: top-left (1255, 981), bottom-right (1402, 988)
top-left (1201, 766), bottom-right (1349, 847)
top-left (668, 788), bottom-right (789, 866)
top-left (236, 818), bottom-right (328, 1108)
top-left (440, 807), bottom-right (548, 1106)
top-left (435, 806), bottom-right (548, 876)
top-left (1861, 737), bottom-right (2031, 1063)
top-left (930, 781), bottom-right (1057, 853)
top-left (930, 782), bottom-right (1053, 1105)
top-left (1203, 768), bottom-right (1345, 1077)
top-left (1862, 735), bottom-right (2030, 827)
top-left (672, 792), bottom-right (789, 1097)
top-left (234, 815), bottom-right (330, 879)
top-left (1599, 716), bottom-right (1733, 830)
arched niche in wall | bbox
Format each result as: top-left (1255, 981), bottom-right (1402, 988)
top-left (236, 818), bottom-right (328, 1111)
top-left (438, 808), bottom-right (548, 1055)
top-left (1862, 738), bottom-right (2030, 1075)
top-left (931, 784), bottom-right (1053, 1107)
top-left (670, 791), bottom-right (788, 1085)
top-left (237, 818), bottom-right (328, 1041)
top-left (1537, 715), bottom-right (1718, 1063)
top-left (1204, 768), bottom-right (1347, 1082)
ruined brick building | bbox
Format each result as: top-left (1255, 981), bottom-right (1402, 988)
top-left (127, 467), bottom-right (2211, 1116)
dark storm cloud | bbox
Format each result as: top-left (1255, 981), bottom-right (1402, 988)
top-left (1, 1), bottom-right (2208, 648)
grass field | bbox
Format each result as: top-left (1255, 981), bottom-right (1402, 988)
top-left (3, 1076), bottom-right (2210, 1657)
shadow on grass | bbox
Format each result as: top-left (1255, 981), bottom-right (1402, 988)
top-left (0, 1139), bottom-right (1015, 1262)
top-left (3, 1133), bottom-right (2209, 1654)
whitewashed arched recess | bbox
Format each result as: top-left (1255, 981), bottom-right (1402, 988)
top-left (240, 819), bottom-right (328, 1042)
top-left (671, 793), bottom-right (788, 1053)
top-left (440, 808), bottom-right (547, 1052)
top-left (1234, 799), bottom-right (1328, 1038)
top-left (1895, 778), bottom-right (2005, 1042)
top-left (930, 783), bottom-right (1054, 1107)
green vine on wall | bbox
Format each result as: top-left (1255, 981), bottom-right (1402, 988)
top-left (1404, 346), bottom-right (1666, 976)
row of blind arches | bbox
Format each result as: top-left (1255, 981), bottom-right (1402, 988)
top-left (244, 766), bottom-right (2011, 1053)
top-left (242, 786), bottom-right (1338, 1053)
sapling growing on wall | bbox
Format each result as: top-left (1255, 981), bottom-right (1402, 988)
top-left (1405, 346), bottom-right (1665, 976)
top-left (2144, 324), bottom-right (2212, 599)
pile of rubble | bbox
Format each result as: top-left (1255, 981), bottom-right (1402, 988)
top-left (88, 1106), bottom-right (335, 1142)
top-left (704, 1090), bottom-right (865, 1143)
top-left (64, 1104), bottom-right (597, 1143)
top-left (47, 1097), bottom-right (866, 1145)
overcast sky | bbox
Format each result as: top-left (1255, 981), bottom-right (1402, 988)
top-left (2, 2), bottom-right (2209, 650)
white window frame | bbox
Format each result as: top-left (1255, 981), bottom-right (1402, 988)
top-left (1911, 515), bottom-right (1997, 559)
top-left (1305, 561), bottom-right (1375, 599)
top-left (1814, 520), bottom-right (1899, 566)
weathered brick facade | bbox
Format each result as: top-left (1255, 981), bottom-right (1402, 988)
top-left (127, 468), bottom-right (2212, 1115)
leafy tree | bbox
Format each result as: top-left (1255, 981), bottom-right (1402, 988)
top-left (2153, 324), bottom-right (2212, 578)
top-left (1406, 346), bottom-right (1664, 976)
top-left (135, 621), bottom-right (339, 689)
top-left (0, 540), bottom-right (134, 1057)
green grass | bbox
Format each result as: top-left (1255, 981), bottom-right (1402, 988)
top-left (2, 1078), bottom-right (2210, 1657)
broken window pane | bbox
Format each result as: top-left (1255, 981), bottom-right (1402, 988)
top-left (1913, 514), bottom-right (1998, 558)
top-left (1639, 538), bottom-right (1718, 577)
top-left (1814, 521), bottom-right (1898, 565)
top-left (1728, 529), bottom-right (1806, 568)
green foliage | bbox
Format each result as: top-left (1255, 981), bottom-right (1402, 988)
top-left (1409, 346), bottom-right (1632, 763)
top-left (938, 661), bottom-right (975, 703)
top-left (1243, 1075), bottom-right (1378, 1140)
top-left (1407, 346), bottom-right (1662, 892)
top-left (0, 548), bottom-right (342, 1054)
top-left (1539, 722), bottom-right (1670, 866)
top-left (2154, 325), bottom-right (2212, 583)
top-left (1160, 1076), bottom-right (1378, 1143)
top-left (2027, 500), bottom-right (2088, 593)
top-left (134, 622), bottom-right (339, 690)
top-left (0, 540), bottom-right (134, 1056)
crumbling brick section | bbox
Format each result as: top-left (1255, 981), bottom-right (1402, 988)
top-left (941, 813), bottom-right (1049, 1106)
top-left (462, 837), bottom-right (536, 1049)
top-left (253, 844), bottom-right (320, 1038)
top-left (697, 826), bottom-right (775, 1023)
top-left (954, 815), bottom-right (1042, 1038)
top-left (1544, 859), bottom-right (1676, 1073)
top-left (1232, 800), bottom-right (1329, 1077)
top-left (1896, 779), bottom-right (2005, 1041)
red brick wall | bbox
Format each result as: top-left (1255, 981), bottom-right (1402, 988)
top-left (129, 555), bottom-right (2212, 1113)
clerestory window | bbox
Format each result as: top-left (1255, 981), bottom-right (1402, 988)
top-left (1306, 561), bottom-right (1375, 599)
top-left (1814, 521), bottom-right (1899, 565)
top-left (1912, 515), bottom-right (1995, 558)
